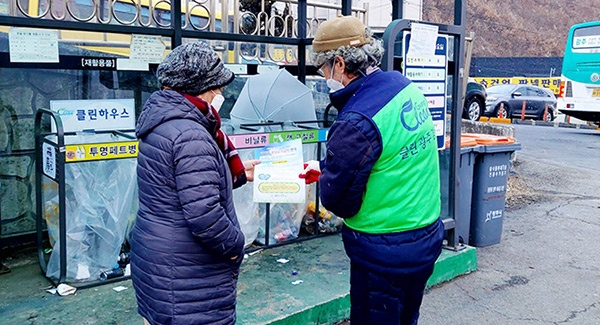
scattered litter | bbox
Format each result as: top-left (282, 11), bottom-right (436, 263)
top-left (291, 280), bottom-right (303, 285)
top-left (248, 249), bottom-right (263, 256)
top-left (57, 284), bottom-right (77, 296)
top-left (276, 258), bottom-right (289, 264)
top-left (123, 264), bottom-right (131, 277)
top-left (113, 286), bottom-right (128, 292)
top-left (47, 284), bottom-right (77, 296)
top-left (291, 270), bottom-right (298, 276)
top-left (76, 263), bottom-right (90, 280)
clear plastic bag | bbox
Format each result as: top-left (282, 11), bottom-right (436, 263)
top-left (256, 202), bottom-right (305, 244)
top-left (42, 178), bottom-right (60, 248)
top-left (254, 143), bottom-right (322, 244)
top-left (301, 200), bottom-right (344, 235)
top-left (300, 146), bottom-right (344, 235)
top-left (233, 150), bottom-right (260, 247)
top-left (44, 158), bottom-right (137, 282)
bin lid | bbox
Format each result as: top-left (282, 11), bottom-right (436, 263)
top-left (444, 135), bottom-right (479, 149)
top-left (462, 133), bottom-right (516, 145)
top-left (460, 136), bottom-right (478, 147)
top-left (474, 142), bottom-right (522, 153)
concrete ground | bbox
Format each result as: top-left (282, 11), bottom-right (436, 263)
top-left (0, 231), bottom-right (474, 325)
top-left (2, 124), bottom-right (599, 324)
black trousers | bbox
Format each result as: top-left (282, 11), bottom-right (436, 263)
top-left (349, 261), bottom-right (435, 325)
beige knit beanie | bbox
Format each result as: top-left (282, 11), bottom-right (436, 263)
top-left (312, 16), bottom-right (372, 52)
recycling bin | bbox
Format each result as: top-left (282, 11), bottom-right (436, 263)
top-left (469, 142), bottom-right (521, 247)
top-left (440, 145), bottom-right (477, 245)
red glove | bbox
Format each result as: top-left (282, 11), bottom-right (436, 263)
top-left (299, 162), bottom-right (321, 184)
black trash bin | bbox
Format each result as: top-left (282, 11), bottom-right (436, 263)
top-left (469, 142), bottom-right (521, 247)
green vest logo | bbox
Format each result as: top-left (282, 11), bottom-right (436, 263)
top-left (400, 99), bottom-right (431, 132)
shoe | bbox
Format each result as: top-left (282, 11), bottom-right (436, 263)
top-left (0, 263), bottom-right (10, 275)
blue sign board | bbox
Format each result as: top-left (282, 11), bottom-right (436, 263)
top-left (403, 32), bottom-right (448, 149)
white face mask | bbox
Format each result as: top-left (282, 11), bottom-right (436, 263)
top-left (327, 78), bottom-right (345, 93)
top-left (211, 92), bottom-right (225, 112)
top-left (326, 63), bottom-right (345, 93)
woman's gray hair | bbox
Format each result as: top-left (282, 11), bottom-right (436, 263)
top-left (312, 28), bottom-right (385, 75)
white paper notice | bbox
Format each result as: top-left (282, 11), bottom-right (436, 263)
top-left (116, 58), bottom-right (150, 71)
top-left (407, 23), bottom-right (439, 57)
top-left (42, 142), bottom-right (56, 179)
top-left (253, 139), bottom-right (306, 203)
top-left (129, 34), bottom-right (166, 63)
top-left (9, 28), bottom-right (59, 63)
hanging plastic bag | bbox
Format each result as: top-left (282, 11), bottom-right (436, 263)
top-left (45, 157), bottom-right (137, 282)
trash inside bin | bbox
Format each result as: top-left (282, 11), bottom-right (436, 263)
top-left (469, 139), bottom-right (521, 247)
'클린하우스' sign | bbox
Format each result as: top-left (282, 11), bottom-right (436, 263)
top-left (50, 99), bottom-right (135, 133)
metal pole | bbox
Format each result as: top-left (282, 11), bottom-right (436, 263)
top-left (448, 0), bottom-right (467, 248)
top-left (462, 32), bottom-right (475, 109)
top-left (298, 0), bottom-right (307, 83)
top-left (35, 110), bottom-right (46, 275)
top-left (265, 203), bottom-right (270, 245)
top-left (391, 0), bottom-right (402, 20)
top-left (233, 0), bottom-right (241, 63)
top-left (221, 0), bottom-right (228, 33)
top-left (0, 181), bottom-right (8, 275)
top-left (341, 0), bottom-right (351, 16)
top-left (172, 0), bottom-right (183, 48)
top-left (210, 0), bottom-right (216, 32)
top-left (380, 19), bottom-right (410, 71)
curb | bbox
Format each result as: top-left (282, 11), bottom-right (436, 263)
top-left (266, 246), bottom-right (478, 325)
top-left (511, 119), bottom-right (599, 130)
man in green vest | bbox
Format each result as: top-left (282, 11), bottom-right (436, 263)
top-left (301, 16), bottom-right (444, 324)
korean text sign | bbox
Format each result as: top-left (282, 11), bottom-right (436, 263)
top-left (50, 99), bottom-right (135, 133)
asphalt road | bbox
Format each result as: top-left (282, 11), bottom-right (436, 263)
top-left (513, 124), bottom-right (600, 170)
top-left (419, 124), bottom-right (600, 324)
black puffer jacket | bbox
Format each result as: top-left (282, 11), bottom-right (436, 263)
top-left (131, 90), bottom-right (245, 325)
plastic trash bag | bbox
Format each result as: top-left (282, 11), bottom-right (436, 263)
top-left (233, 149), bottom-right (260, 247)
top-left (256, 202), bottom-right (305, 244)
top-left (44, 158), bottom-right (137, 282)
top-left (254, 143), bottom-right (321, 244)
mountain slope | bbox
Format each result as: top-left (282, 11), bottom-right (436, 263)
top-left (423, 0), bottom-right (600, 57)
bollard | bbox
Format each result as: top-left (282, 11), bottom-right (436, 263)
top-left (543, 103), bottom-right (548, 121)
top-left (521, 101), bottom-right (526, 120)
top-left (499, 103), bottom-right (504, 118)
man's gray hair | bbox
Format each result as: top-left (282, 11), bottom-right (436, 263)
top-left (312, 29), bottom-right (385, 75)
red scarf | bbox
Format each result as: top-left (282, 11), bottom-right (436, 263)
top-left (183, 94), bottom-right (247, 188)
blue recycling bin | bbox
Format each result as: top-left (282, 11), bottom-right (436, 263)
top-left (469, 143), bottom-right (522, 247)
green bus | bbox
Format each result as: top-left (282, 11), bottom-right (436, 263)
top-left (558, 21), bottom-right (600, 124)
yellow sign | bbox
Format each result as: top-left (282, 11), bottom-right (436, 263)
top-left (258, 182), bottom-right (301, 193)
top-left (472, 77), bottom-right (560, 95)
top-left (472, 77), bottom-right (512, 88)
top-left (65, 141), bottom-right (138, 162)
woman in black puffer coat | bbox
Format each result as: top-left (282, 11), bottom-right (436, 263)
top-left (131, 41), bottom-right (258, 325)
